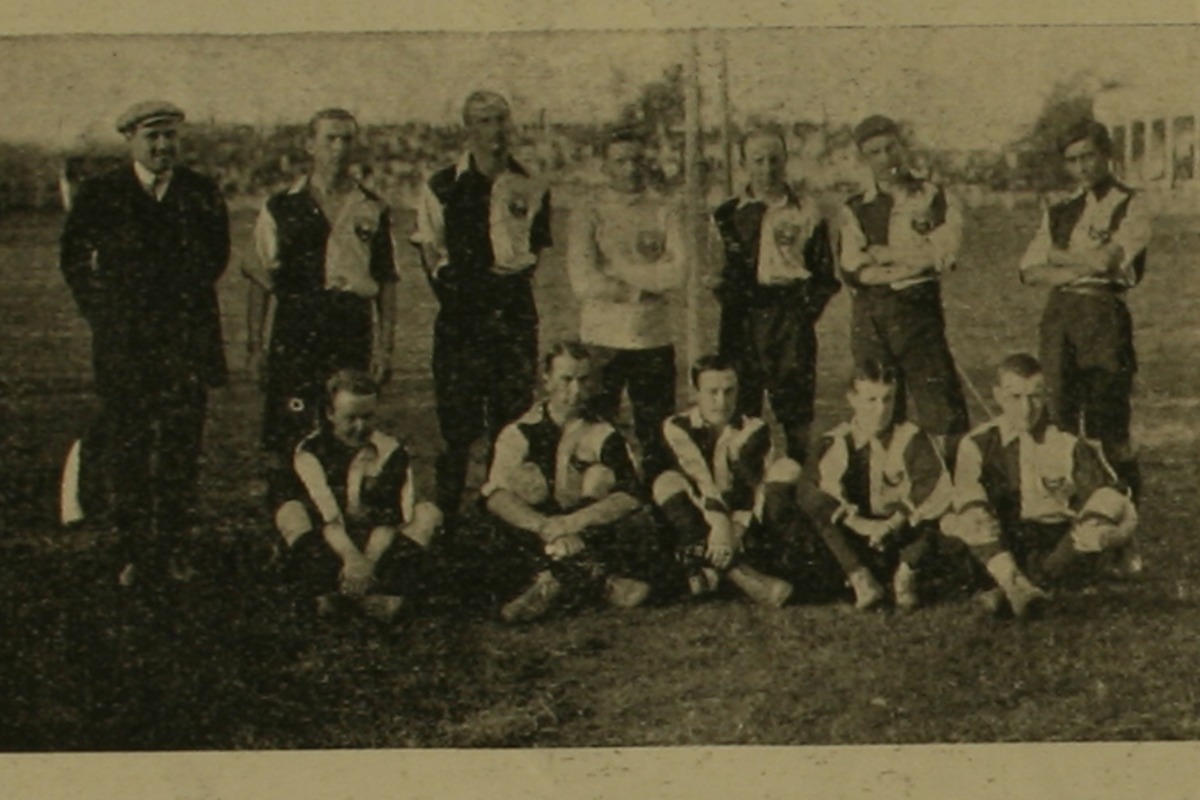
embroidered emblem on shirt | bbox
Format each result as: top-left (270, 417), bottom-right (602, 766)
top-left (635, 229), bottom-right (666, 261)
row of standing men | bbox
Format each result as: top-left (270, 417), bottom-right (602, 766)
top-left (57, 93), bottom-right (1147, 622)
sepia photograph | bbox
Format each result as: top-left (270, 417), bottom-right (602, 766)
top-left (0, 1), bottom-right (1198, 794)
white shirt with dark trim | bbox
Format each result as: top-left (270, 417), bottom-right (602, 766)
top-left (292, 429), bottom-right (415, 529)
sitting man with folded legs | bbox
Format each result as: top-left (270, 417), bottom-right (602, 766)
top-left (799, 359), bottom-right (954, 611)
top-left (944, 353), bottom-right (1138, 620)
top-left (479, 341), bottom-right (661, 624)
top-left (652, 354), bottom-right (815, 608)
top-left (274, 369), bottom-right (442, 623)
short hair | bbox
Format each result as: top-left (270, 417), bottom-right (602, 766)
top-left (542, 340), bottom-right (592, 374)
top-left (738, 127), bottom-right (788, 160)
top-left (690, 353), bottom-right (738, 388)
top-left (996, 353), bottom-right (1043, 382)
top-left (462, 90), bottom-right (511, 125)
top-left (854, 114), bottom-right (901, 148)
top-left (308, 108), bottom-right (358, 137)
top-left (324, 368), bottom-right (379, 410)
top-left (1058, 119), bottom-right (1113, 158)
top-left (847, 358), bottom-right (899, 391)
top-left (601, 125), bottom-right (648, 156)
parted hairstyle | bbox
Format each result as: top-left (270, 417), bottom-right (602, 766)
top-left (461, 90), bottom-right (511, 125)
top-left (847, 358), bottom-right (899, 391)
top-left (542, 341), bottom-right (592, 374)
top-left (995, 352), bottom-right (1043, 382)
top-left (690, 353), bottom-right (739, 388)
top-left (308, 108), bottom-right (358, 137)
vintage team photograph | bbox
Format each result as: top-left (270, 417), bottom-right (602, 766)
top-left (0, 23), bottom-right (1197, 750)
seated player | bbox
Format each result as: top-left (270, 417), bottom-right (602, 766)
top-left (801, 359), bottom-right (954, 611)
top-left (480, 341), bottom-right (661, 624)
top-left (944, 353), bottom-right (1139, 619)
top-left (652, 354), bottom-right (811, 608)
top-left (274, 370), bottom-right (441, 623)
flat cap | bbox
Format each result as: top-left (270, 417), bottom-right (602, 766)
top-left (116, 100), bottom-right (185, 133)
top-left (853, 114), bottom-right (900, 147)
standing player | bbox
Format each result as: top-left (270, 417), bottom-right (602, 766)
top-left (1018, 119), bottom-right (1150, 511)
top-left (59, 100), bottom-right (230, 587)
top-left (839, 115), bottom-right (969, 453)
top-left (652, 355), bottom-right (818, 608)
top-left (567, 126), bottom-right (685, 480)
top-left (802, 359), bottom-right (954, 611)
top-left (712, 129), bottom-right (840, 463)
top-left (274, 370), bottom-right (441, 622)
top-left (245, 108), bottom-right (398, 476)
top-left (411, 90), bottom-right (552, 513)
top-left (945, 354), bottom-right (1138, 619)
top-left (477, 342), bottom-right (660, 623)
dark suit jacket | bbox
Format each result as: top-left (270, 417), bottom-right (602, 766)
top-left (60, 163), bottom-right (230, 395)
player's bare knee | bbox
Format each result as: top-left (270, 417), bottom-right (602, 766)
top-left (765, 457), bottom-right (802, 486)
top-left (274, 501), bottom-right (313, 547)
top-left (652, 471), bottom-right (690, 507)
top-left (1073, 487), bottom-right (1138, 551)
top-left (580, 464), bottom-right (616, 500)
top-left (941, 507), bottom-right (1001, 546)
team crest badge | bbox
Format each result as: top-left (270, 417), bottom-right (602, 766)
top-left (635, 229), bottom-right (666, 261)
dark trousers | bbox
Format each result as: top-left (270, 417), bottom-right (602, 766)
top-left (263, 292), bottom-right (374, 455)
top-left (77, 374), bottom-right (208, 565)
top-left (850, 282), bottom-right (969, 437)
top-left (464, 504), bottom-right (667, 608)
top-left (589, 345), bottom-right (676, 481)
top-left (657, 482), bottom-right (845, 601)
top-left (1039, 289), bottom-right (1139, 495)
top-left (719, 297), bottom-right (819, 462)
top-left (432, 308), bottom-right (538, 513)
top-left (280, 527), bottom-right (428, 599)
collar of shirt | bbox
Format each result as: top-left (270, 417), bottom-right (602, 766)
top-left (997, 417), bottom-right (1050, 447)
top-left (600, 185), bottom-right (656, 207)
top-left (1068, 173), bottom-right (1118, 203)
top-left (686, 405), bottom-right (746, 432)
top-left (861, 171), bottom-right (926, 203)
top-left (133, 160), bottom-right (172, 198)
top-left (848, 422), bottom-right (895, 451)
top-left (453, 151), bottom-right (528, 181)
top-left (736, 184), bottom-right (797, 210)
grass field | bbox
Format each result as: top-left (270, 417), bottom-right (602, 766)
top-left (1, 199), bottom-right (1199, 750)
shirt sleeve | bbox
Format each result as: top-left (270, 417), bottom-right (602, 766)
top-left (816, 434), bottom-right (858, 523)
top-left (1109, 193), bottom-right (1151, 288)
top-left (838, 202), bottom-right (872, 276)
top-left (481, 424), bottom-right (530, 499)
top-left (905, 431), bottom-right (953, 523)
top-left (925, 188), bottom-right (962, 271)
top-left (951, 436), bottom-right (991, 514)
top-left (293, 449), bottom-right (343, 524)
top-left (566, 202), bottom-right (627, 302)
top-left (253, 202), bottom-right (280, 277)
top-left (410, 181), bottom-right (448, 270)
top-left (728, 423), bottom-right (772, 511)
top-left (1018, 206), bottom-right (1053, 278)
top-left (663, 418), bottom-right (727, 515)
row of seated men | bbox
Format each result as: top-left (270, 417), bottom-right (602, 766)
top-left (272, 342), bottom-right (1139, 625)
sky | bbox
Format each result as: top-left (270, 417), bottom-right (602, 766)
top-left (0, 26), bottom-right (1194, 151)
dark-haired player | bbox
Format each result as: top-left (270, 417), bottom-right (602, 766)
top-left (839, 115), bottom-right (969, 453)
top-left (1018, 120), bottom-right (1150, 532)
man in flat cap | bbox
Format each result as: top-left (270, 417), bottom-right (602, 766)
top-left (243, 108), bottom-right (398, 495)
top-left (411, 90), bottom-right (552, 514)
top-left (59, 100), bottom-right (230, 589)
top-left (1016, 120), bottom-right (1150, 574)
top-left (839, 114), bottom-right (970, 457)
